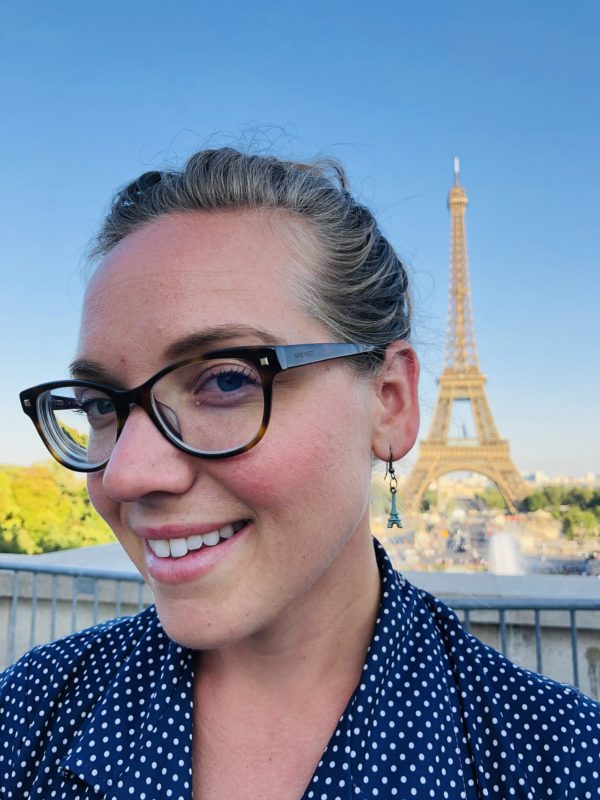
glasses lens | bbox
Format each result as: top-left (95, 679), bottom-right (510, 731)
top-left (152, 357), bottom-right (265, 454)
top-left (37, 386), bottom-right (117, 468)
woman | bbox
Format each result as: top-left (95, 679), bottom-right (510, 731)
top-left (3, 148), bottom-right (599, 800)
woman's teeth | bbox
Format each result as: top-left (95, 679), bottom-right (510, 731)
top-left (147, 522), bottom-right (245, 559)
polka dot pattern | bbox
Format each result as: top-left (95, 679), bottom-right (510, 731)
top-left (1, 540), bottom-right (599, 799)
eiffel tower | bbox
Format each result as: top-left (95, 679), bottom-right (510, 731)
top-left (404, 159), bottom-right (529, 514)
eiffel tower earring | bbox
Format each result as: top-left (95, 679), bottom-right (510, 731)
top-left (385, 450), bottom-right (403, 529)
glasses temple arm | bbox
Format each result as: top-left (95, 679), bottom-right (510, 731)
top-left (275, 343), bottom-right (377, 370)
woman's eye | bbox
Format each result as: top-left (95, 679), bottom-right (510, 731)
top-left (215, 371), bottom-right (249, 392)
top-left (192, 364), bottom-right (261, 401)
top-left (79, 397), bottom-right (115, 422)
top-left (96, 399), bottom-right (115, 415)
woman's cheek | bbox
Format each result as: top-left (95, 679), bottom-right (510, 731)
top-left (87, 473), bottom-right (119, 528)
top-left (233, 417), bottom-right (361, 526)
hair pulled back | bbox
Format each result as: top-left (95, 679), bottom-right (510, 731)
top-left (90, 147), bottom-right (411, 372)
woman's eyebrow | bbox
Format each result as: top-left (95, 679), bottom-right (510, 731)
top-left (68, 359), bottom-right (124, 386)
top-left (68, 325), bottom-right (285, 381)
top-left (163, 325), bottom-right (285, 360)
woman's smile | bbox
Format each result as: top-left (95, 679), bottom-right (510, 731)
top-left (141, 519), bottom-right (253, 586)
top-left (143, 519), bottom-right (249, 558)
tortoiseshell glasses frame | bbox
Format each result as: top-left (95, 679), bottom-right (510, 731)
top-left (20, 342), bottom-right (379, 473)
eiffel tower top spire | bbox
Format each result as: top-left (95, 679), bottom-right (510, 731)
top-left (444, 157), bottom-right (479, 373)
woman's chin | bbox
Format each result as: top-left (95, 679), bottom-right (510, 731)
top-left (153, 597), bottom-right (263, 651)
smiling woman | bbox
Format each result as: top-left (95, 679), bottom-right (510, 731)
top-left (2, 148), bottom-right (599, 800)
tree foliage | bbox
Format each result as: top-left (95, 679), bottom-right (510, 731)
top-left (475, 486), bottom-right (506, 511)
top-left (0, 462), bottom-right (114, 554)
top-left (523, 486), bottom-right (600, 538)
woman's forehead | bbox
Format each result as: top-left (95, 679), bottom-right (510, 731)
top-left (77, 211), bottom-right (325, 368)
top-left (88, 210), bottom-right (301, 286)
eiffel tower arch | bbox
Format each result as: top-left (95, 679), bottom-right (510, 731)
top-left (404, 159), bottom-right (529, 514)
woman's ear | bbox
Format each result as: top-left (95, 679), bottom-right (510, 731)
top-left (371, 342), bottom-right (420, 462)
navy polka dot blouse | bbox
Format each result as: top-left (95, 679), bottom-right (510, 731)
top-left (1, 541), bottom-right (599, 799)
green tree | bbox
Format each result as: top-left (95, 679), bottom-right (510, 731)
top-left (562, 508), bottom-right (599, 539)
top-left (523, 485), bottom-right (600, 539)
top-left (475, 487), bottom-right (506, 511)
top-left (0, 462), bottom-right (114, 554)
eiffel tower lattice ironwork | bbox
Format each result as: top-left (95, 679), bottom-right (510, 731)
top-left (404, 159), bottom-right (529, 514)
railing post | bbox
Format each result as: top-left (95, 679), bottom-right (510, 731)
top-left (499, 609), bottom-right (507, 656)
top-left (50, 574), bottom-right (58, 641)
top-left (534, 609), bottom-right (543, 674)
top-left (92, 580), bottom-right (99, 625)
top-left (570, 609), bottom-right (579, 688)
top-left (71, 576), bottom-right (78, 633)
top-left (8, 572), bottom-right (19, 666)
top-left (29, 572), bottom-right (38, 649)
top-left (115, 580), bottom-right (122, 617)
top-left (137, 581), bottom-right (145, 613)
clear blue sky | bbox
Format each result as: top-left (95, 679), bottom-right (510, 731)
top-left (1, 1), bottom-right (598, 478)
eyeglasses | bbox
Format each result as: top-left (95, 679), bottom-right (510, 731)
top-left (20, 342), bottom-right (378, 473)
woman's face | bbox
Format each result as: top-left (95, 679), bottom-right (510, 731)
top-left (78, 211), bottom-right (404, 649)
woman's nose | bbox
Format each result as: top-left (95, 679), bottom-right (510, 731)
top-left (100, 406), bottom-right (197, 503)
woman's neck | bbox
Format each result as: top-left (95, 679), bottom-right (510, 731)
top-left (196, 529), bottom-right (381, 700)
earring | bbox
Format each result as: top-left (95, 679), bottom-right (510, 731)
top-left (385, 450), bottom-right (403, 529)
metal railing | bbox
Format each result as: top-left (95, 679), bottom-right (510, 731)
top-left (450, 596), bottom-right (600, 691)
top-left (1, 563), bottom-right (599, 698)
top-left (0, 562), bottom-right (150, 668)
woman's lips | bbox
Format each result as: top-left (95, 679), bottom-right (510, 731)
top-left (141, 520), bottom-right (251, 585)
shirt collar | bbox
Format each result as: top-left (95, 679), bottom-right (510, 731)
top-left (60, 613), bottom-right (195, 800)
